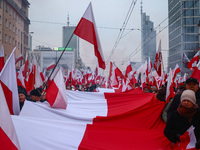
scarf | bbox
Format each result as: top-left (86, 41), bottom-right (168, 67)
top-left (177, 104), bottom-right (198, 123)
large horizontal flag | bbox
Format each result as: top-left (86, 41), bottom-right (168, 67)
top-left (74, 2), bottom-right (106, 70)
top-left (14, 89), bottom-right (174, 149)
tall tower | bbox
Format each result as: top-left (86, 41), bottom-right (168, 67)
top-left (140, 0), bottom-right (156, 63)
top-left (168, 0), bottom-right (200, 75)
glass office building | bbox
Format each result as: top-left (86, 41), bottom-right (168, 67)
top-left (168, 0), bottom-right (200, 75)
top-left (141, 11), bottom-right (156, 63)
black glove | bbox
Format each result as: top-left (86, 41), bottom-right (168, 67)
top-left (196, 139), bottom-right (200, 149)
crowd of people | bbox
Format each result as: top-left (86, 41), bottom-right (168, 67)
top-left (17, 77), bottom-right (200, 149)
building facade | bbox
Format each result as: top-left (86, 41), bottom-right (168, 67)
top-left (62, 19), bottom-right (84, 70)
top-left (141, 10), bottom-right (156, 63)
top-left (0, 0), bottom-right (30, 67)
top-left (168, 0), bottom-right (200, 75)
top-left (29, 46), bottom-right (75, 75)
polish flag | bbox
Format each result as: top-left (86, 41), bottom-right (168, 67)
top-left (172, 64), bottom-right (181, 82)
top-left (0, 48), bottom-right (20, 115)
top-left (187, 51), bottom-right (200, 69)
top-left (146, 57), bottom-right (152, 76)
top-left (17, 65), bottom-right (26, 88)
top-left (46, 62), bottom-right (56, 71)
top-left (190, 61), bottom-right (200, 84)
top-left (74, 2), bottom-right (106, 70)
top-left (46, 68), bottom-right (67, 109)
top-left (154, 40), bottom-right (162, 76)
top-left (0, 45), bottom-right (4, 72)
top-left (182, 52), bottom-right (190, 65)
top-left (172, 126), bottom-right (196, 150)
top-left (22, 51), bottom-right (28, 79)
top-left (15, 53), bottom-right (23, 64)
top-left (0, 83), bottom-right (20, 150)
top-left (166, 69), bottom-right (175, 103)
top-left (125, 61), bottom-right (133, 80)
top-left (17, 89), bottom-right (170, 149)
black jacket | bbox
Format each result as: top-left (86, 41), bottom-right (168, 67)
top-left (164, 109), bottom-right (200, 143)
top-left (167, 88), bottom-right (200, 119)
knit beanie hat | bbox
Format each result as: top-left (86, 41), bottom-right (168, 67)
top-left (30, 88), bottom-right (41, 97)
top-left (18, 86), bottom-right (27, 97)
top-left (181, 90), bottom-right (196, 105)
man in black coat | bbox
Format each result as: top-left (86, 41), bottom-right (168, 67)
top-left (164, 90), bottom-right (200, 148)
top-left (167, 78), bottom-right (200, 119)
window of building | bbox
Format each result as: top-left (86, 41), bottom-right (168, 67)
top-left (9, 22), bottom-right (11, 30)
top-left (13, 25), bottom-right (15, 32)
top-left (0, 0), bottom-right (2, 8)
top-left (15, 40), bottom-right (17, 46)
top-left (18, 42), bottom-right (20, 49)
top-left (5, 34), bottom-right (7, 42)
top-left (5, 19), bottom-right (8, 28)
top-left (9, 36), bottom-right (11, 44)
top-left (15, 27), bottom-right (17, 35)
top-left (13, 11), bottom-right (15, 18)
top-left (6, 3), bottom-right (8, 13)
top-left (12, 38), bottom-right (15, 46)
top-left (9, 7), bottom-right (12, 16)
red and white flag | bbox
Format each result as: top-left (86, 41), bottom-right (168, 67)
top-left (0, 48), bottom-right (20, 115)
top-left (166, 69), bottom-right (175, 103)
top-left (74, 2), bottom-right (106, 70)
top-left (46, 61), bottom-right (56, 71)
top-left (46, 68), bottom-right (67, 109)
top-left (0, 45), bottom-right (5, 72)
top-left (187, 51), bottom-right (200, 69)
top-left (172, 64), bottom-right (181, 82)
top-left (182, 52), bottom-right (190, 65)
top-left (154, 40), bottom-right (162, 76)
top-left (190, 61), bottom-right (200, 84)
top-left (0, 83), bottom-right (20, 150)
top-left (146, 57), bottom-right (152, 76)
top-left (15, 53), bottom-right (23, 64)
top-left (22, 51), bottom-right (28, 79)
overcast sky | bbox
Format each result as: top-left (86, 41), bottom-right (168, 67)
top-left (28, 0), bottom-right (168, 76)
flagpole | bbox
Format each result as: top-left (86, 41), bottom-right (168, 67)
top-left (43, 33), bottom-right (74, 90)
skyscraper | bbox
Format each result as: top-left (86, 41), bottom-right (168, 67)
top-left (141, 1), bottom-right (156, 63)
top-left (168, 0), bottom-right (200, 75)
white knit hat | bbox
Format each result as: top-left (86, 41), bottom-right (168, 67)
top-left (181, 90), bottom-right (196, 105)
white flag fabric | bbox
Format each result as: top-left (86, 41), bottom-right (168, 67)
top-left (0, 83), bottom-right (20, 150)
top-left (46, 69), bottom-right (67, 109)
top-left (0, 48), bottom-right (20, 115)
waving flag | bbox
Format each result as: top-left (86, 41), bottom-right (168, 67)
top-left (0, 48), bottom-right (20, 115)
top-left (46, 61), bottom-right (56, 71)
top-left (74, 2), bottom-right (106, 70)
top-left (46, 68), bottom-right (67, 109)
top-left (191, 61), bottom-right (200, 84)
top-left (0, 45), bottom-right (4, 72)
top-left (172, 64), bottom-right (181, 82)
top-left (187, 51), bottom-right (199, 69)
top-left (166, 69), bottom-right (175, 103)
top-left (182, 52), bottom-right (190, 65)
top-left (154, 40), bottom-right (162, 76)
top-left (146, 57), bottom-right (152, 76)
top-left (0, 83), bottom-right (20, 150)
top-left (15, 53), bottom-right (23, 65)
